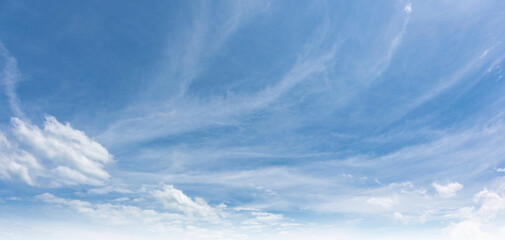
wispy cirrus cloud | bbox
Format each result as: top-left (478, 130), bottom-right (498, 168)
top-left (0, 43), bottom-right (24, 118)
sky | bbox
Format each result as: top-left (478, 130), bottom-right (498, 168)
top-left (1, 0), bottom-right (505, 239)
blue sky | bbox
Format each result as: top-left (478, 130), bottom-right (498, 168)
top-left (1, 0), bottom-right (505, 239)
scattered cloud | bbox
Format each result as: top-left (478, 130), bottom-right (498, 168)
top-left (240, 210), bottom-right (290, 231)
top-left (35, 186), bottom-right (299, 237)
top-left (151, 184), bottom-right (220, 220)
top-left (446, 220), bottom-right (484, 240)
top-left (0, 131), bottom-right (41, 185)
top-left (87, 185), bottom-right (133, 195)
top-left (444, 187), bottom-right (505, 239)
top-left (37, 193), bottom-right (184, 226)
top-left (12, 116), bottom-right (113, 180)
top-left (433, 182), bottom-right (463, 198)
top-left (393, 211), bottom-right (412, 223)
top-left (472, 188), bottom-right (505, 221)
top-left (0, 43), bottom-right (24, 118)
top-left (367, 196), bottom-right (398, 209)
top-left (0, 116), bottom-right (113, 187)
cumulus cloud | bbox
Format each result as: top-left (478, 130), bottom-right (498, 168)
top-left (151, 184), bottom-right (219, 219)
top-left (0, 116), bottom-right (113, 186)
top-left (472, 188), bottom-right (505, 221)
top-left (445, 188), bottom-right (505, 239)
top-left (433, 182), bottom-right (463, 198)
top-left (12, 116), bottom-right (112, 179)
top-left (0, 132), bottom-right (41, 185)
top-left (446, 220), bottom-right (484, 240)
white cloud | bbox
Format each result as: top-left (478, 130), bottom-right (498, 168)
top-left (1, 43), bottom-right (112, 187)
top-left (11, 116), bottom-right (113, 186)
top-left (433, 182), bottom-right (463, 198)
top-left (404, 3), bottom-right (412, 13)
top-left (88, 185), bottom-right (133, 195)
top-left (251, 211), bottom-right (284, 222)
top-left (393, 211), bottom-right (412, 223)
top-left (0, 43), bottom-right (24, 118)
top-left (497, 168), bottom-right (505, 173)
top-left (151, 184), bottom-right (220, 219)
top-left (0, 116), bottom-right (113, 187)
top-left (366, 196), bottom-right (398, 209)
top-left (473, 188), bottom-right (505, 221)
top-left (36, 193), bottom-right (184, 226)
top-left (241, 211), bottom-right (289, 230)
top-left (446, 220), bottom-right (484, 240)
top-left (0, 132), bottom-right (41, 185)
top-left (51, 166), bottom-right (103, 186)
top-left (444, 188), bottom-right (505, 239)
top-left (35, 189), bottom-right (299, 238)
top-left (12, 116), bottom-right (112, 179)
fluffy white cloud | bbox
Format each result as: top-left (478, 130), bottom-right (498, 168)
top-left (433, 182), bottom-right (463, 198)
top-left (0, 116), bottom-right (113, 186)
top-left (473, 188), bottom-right (505, 221)
top-left (446, 220), bottom-right (484, 240)
top-left (445, 188), bottom-right (505, 239)
top-left (151, 184), bottom-right (219, 219)
top-left (0, 132), bottom-right (41, 185)
top-left (12, 116), bottom-right (112, 179)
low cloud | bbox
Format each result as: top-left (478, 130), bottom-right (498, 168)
top-left (445, 188), bottom-right (505, 239)
top-left (36, 186), bottom-right (297, 234)
top-left (0, 132), bottom-right (41, 185)
top-left (151, 184), bottom-right (220, 220)
top-left (0, 116), bottom-right (113, 187)
top-left (37, 193), bottom-right (184, 226)
top-left (433, 182), bottom-right (463, 198)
